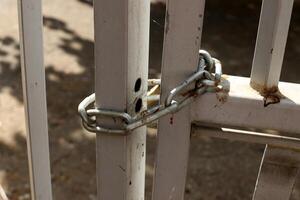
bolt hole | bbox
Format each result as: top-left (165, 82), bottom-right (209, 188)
top-left (135, 98), bottom-right (142, 113)
top-left (134, 78), bottom-right (142, 92)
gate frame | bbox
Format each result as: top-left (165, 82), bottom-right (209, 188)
top-left (16, 0), bottom-right (300, 199)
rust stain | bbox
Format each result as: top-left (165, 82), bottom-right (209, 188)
top-left (216, 91), bottom-right (228, 103)
top-left (250, 81), bottom-right (284, 107)
top-left (215, 77), bottom-right (230, 103)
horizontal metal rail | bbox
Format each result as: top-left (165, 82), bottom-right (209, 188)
top-left (191, 75), bottom-right (300, 135)
top-left (192, 125), bottom-right (300, 149)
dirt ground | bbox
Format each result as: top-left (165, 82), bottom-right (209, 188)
top-left (1, 0), bottom-right (300, 199)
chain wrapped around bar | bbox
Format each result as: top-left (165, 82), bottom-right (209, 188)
top-left (78, 50), bottom-right (223, 135)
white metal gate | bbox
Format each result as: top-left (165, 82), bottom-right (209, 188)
top-left (16, 0), bottom-right (300, 199)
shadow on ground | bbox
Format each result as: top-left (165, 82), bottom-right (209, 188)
top-left (0, 15), bottom-right (96, 199)
top-left (1, 0), bottom-right (300, 199)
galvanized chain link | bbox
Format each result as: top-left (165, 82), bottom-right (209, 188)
top-left (78, 50), bottom-right (223, 135)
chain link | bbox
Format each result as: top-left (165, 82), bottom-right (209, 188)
top-left (78, 50), bottom-right (223, 135)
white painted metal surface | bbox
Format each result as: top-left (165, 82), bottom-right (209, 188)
top-left (93, 0), bottom-right (150, 199)
top-left (17, 0), bottom-right (53, 199)
top-left (249, 1), bottom-right (297, 199)
top-left (152, 1), bottom-right (205, 200)
top-left (191, 76), bottom-right (300, 134)
top-left (251, 0), bottom-right (294, 88)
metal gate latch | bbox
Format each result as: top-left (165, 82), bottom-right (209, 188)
top-left (78, 50), bottom-right (223, 135)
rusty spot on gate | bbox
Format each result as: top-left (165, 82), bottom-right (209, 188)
top-left (215, 76), bottom-right (230, 103)
top-left (250, 81), bottom-right (284, 107)
top-left (216, 91), bottom-right (228, 103)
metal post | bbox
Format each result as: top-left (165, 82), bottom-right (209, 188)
top-left (251, 0), bottom-right (294, 88)
top-left (152, 0), bottom-right (205, 200)
top-left (17, 0), bottom-right (53, 199)
top-left (93, 0), bottom-right (150, 199)
top-left (251, 1), bottom-right (297, 199)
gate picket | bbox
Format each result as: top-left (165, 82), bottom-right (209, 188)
top-left (152, 0), bottom-right (206, 199)
top-left (17, 0), bottom-right (53, 199)
top-left (251, 1), bottom-right (296, 199)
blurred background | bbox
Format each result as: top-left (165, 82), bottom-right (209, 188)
top-left (1, 0), bottom-right (300, 199)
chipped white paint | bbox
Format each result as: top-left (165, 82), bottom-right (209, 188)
top-left (17, 0), bottom-right (53, 199)
top-left (152, 0), bottom-right (205, 200)
top-left (93, 0), bottom-right (150, 199)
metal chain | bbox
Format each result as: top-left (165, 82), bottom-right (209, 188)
top-left (78, 50), bottom-right (223, 135)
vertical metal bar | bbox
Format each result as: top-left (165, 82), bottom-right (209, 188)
top-left (251, 1), bottom-right (296, 199)
top-left (0, 185), bottom-right (8, 200)
top-left (17, 0), bottom-right (53, 199)
top-left (251, 0), bottom-right (294, 88)
top-left (152, 1), bottom-right (205, 200)
top-left (93, 0), bottom-right (150, 199)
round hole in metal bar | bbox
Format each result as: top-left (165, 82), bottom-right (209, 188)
top-left (134, 78), bottom-right (142, 92)
top-left (135, 98), bottom-right (143, 113)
